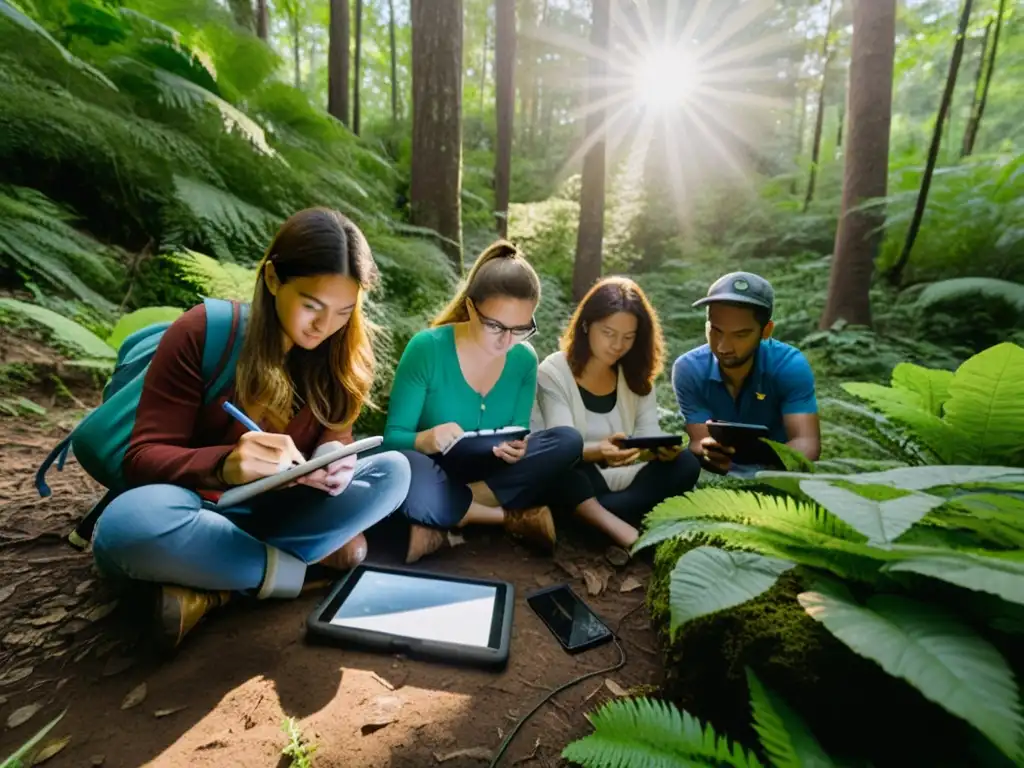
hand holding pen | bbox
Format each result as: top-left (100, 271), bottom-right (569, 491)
top-left (219, 401), bottom-right (305, 486)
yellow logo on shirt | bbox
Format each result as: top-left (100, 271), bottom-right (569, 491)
top-left (756, 392), bottom-right (766, 400)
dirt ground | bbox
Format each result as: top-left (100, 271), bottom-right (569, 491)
top-left (0, 369), bottom-right (665, 767)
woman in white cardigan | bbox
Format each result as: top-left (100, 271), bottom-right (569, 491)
top-left (532, 277), bottom-right (700, 548)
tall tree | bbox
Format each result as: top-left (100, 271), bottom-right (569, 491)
top-left (803, 0), bottom-right (837, 212)
top-left (820, 0), bottom-right (896, 329)
top-left (353, 0), bottom-right (363, 135)
top-left (961, 19), bottom-right (992, 156)
top-left (887, 0), bottom-right (974, 286)
top-left (389, 0), bottom-right (399, 126)
top-left (571, 0), bottom-right (611, 302)
top-left (256, 0), bottom-right (268, 40)
top-left (962, 0), bottom-right (1006, 157)
top-left (411, 0), bottom-right (464, 269)
top-left (494, 0), bottom-right (516, 237)
top-left (328, 0), bottom-right (350, 126)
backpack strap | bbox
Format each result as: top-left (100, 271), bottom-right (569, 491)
top-left (35, 435), bottom-right (72, 498)
top-left (201, 297), bottom-right (249, 404)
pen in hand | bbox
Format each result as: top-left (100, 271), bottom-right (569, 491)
top-left (222, 401), bottom-right (301, 469)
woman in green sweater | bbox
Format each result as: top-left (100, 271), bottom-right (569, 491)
top-left (383, 241), bottom-right (583, 563)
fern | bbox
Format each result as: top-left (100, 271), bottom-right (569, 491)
top-left (562, 696), bottom-right (763, 768)
top-left (0, 298), bottom-right (115, 360)
top-left (745, 670), bottom-right (834, 768)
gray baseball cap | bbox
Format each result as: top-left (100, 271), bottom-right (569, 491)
top-left (692, 271), bottom-right (774, 313)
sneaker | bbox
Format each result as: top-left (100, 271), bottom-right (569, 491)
top-left (504, 506), bottom-right (556, 553)
top-left (155, 585), bottom-right (230, 652)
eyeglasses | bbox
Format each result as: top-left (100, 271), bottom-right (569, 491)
top-left (475, 309), bottom-right (537, 341)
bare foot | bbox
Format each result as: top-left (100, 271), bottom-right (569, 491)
top-left (318, 532), bottom-right (368, 571)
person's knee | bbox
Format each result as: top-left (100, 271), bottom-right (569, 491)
top-left (362, 450), bottom-right (412, 511)
top-left (398, 450), bottom-right (467, 528)
top-left (668, 451), bottom-right (701, 493)
top-left (93, 485), bottom-right (199, 562)
top-left (539, 426), bottom-right (584, 466)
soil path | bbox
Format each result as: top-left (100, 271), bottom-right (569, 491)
top-left (0, 399), bottom-right (663, 767)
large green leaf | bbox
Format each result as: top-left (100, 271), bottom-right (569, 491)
top-left (917, 278), bottom-right (1024, 313)
top-left (798, 479), bottom-right (946, 544)
top-left (669, 547), bottom-right (795, 633)
top-left (756, 465), bottom-right (1024, 494)
top-left (883, 550), bottom-right (1024, 607)
top-left (0, 298), bottom-right (115, 359)
top-left (106, 306), bottom-right (184, 349)
top-left (561, 696), bottom-right (763, 768)
top-left (891, 362), bottom-right (954, 417)
top-left (797, 581), bottom-right (1024, 763)
top-left (943, 343), bottom-right (1024, 466)
top-left (745, 669), bottom-right (834, 768)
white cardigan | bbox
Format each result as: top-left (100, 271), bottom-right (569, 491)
top-left (530, 351), bottom-right (662, 491)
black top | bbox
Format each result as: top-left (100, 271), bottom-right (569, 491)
top-left (578, 384), bottom-right (617, 414)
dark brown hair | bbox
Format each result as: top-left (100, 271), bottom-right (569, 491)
top-left (560, 276), bottom-right (664, 395)
top-left (237, 207), bottom-right (380, 432)
top-left (431, 240), bottom-right (541, 325)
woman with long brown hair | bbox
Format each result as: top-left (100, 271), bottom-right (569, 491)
top-left (91, 208), bottom-right (411, 650)
top-left (533, 276), bottom-right (700, 549)
top-left (382, 241), bottom-right (582, 563)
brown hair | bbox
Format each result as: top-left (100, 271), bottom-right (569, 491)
top-left (431, 240), bottom-right (541, 326)
top-left (235, 207), bottom-right (380, 432)
top-left (560, 276), bottom-right (664, 395)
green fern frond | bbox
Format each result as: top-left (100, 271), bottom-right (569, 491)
top-left (562, 696), bottom-right (763, 768)
top-left (167, 177), bottom-right (280, 261)
top-left (0, 298), bottom-right (115, 360)
top-left (163, 249), bottom-right (257, 300)
top-left (745, 669), bottom-right (834, 768)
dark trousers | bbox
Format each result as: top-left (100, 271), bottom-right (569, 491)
top-left (399, 426), bottom-right (583, 529)
top-left (550, 451), bottom-right (701, 527)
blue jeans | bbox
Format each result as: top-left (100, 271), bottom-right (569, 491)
top-left (92, 451), bottom-right (411, 599)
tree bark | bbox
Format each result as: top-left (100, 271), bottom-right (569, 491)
top-left (388, 0), bottom-right (399, 125)
top-left (819, 0), bottom-right (896, 329)
top-left (256, 0), bottom-right (268, 40)
top-left (803, 0), bottom-right (837, 212)
top-left (479, 16), bottom-right (489, 115)
top-left (291, 6), bottom-right (301, 89)
top-left (961, 20), bottom-right (991, 157)
top-left (887, 0), bottom-right (974, 286)
top-left (328, 0), bottom-right (350, 126)
top-left (791, 87), bottom-right (807, 194)
top-left (353, 0), bottom-right (363, 135)
top-left (411, 0), bottom-right (464, 270)
top-left (571, 0), bottom-right (611, 302)
top-left (494, 0), bottom-right (516, 237)
top-left (962, 0), bottom-right (1005, 158)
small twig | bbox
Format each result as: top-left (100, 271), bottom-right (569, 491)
top-left (621, 635), bottom-right (659, 656)
top-left (582, 682), bottom-right (604, 705)
top-left (512, 738), bottom-right (542, 765)
top-left (548, 697), bottom-right (572, 718)
top-left (517, 677), bottom-right (552, 693)
top-left (0, 532), bottom-right (63, 549)
top-left (242, 693), bottom-right (264, 725)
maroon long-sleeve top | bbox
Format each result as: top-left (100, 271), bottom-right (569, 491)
top-left (124, 303), bottom-right (353, 491)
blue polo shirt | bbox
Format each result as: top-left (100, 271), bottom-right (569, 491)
top-left (671, 339), bottom-right (818, 443)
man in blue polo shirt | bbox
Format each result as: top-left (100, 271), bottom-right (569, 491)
top-left (671, 271), bottom-right (820, 475)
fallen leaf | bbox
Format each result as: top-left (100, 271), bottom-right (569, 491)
top-left (6, 703), bottom-right (41, 729)
top-left (90, 755), bottom-right (105, 766)
top-left (605, 546), bottom-right (630, 568)
top-left (27, 609), bottom-right (69, 627)
top-left (0, 666), bottom-right (33, 686)
top-left (0, 695), bottom-right (7, 706)
top-left (582, 568), bottom-right (609, 596)
top-left (154, 706), bottom-right (187, 718)
top-left (604, 679), bottom-right (629, 697)
top-left (58, 619), bottom-right (92, 636)
top-left (79, 601), bottom-right (118, 623)
top-left (555, 559), bottom-right (580, 579)
top-left (0, 584), bottom-right (16, 605)
top-left (31, 735), bottom-right (70, 764)
top-left (55, 678), bottom-right (70, 693)
top-left (434, 746), bottom-right (492, 763)
top-left (74, 580), bottom-right (95, 596)
top-left (445, 531), bottom-right (466, 547)
top-left (102, 655), bottom-right (135, 677)
top-left (40, 595), bottom-right (79, 610)
top-left (619, 576), bottom-right (643, 593)
top-left (121, 682), bottom-right (147, 710)
top-left (3, 629), bottom-right (46, 647)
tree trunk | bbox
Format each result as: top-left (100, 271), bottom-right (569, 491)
top-left (256, 0), bottom-right (268, 40)
top-left (819, 0), bottom-right (896, 329)
top-left (389, 0), bottom-right (399, 125)
top-left (836, 102), bottom-right (845, 151)
top-left (962, 0), bottom-right (1005, 158)
top-left (517, 0), bottom-right (538, 147)
top-left (494, 0), bottom-right (516, 237)
top-left (791, 88), bottom-right (808, 194)
top-left (479, 17), bottom-right (489, 115)
top-left (803, 0), bottom-right (837, 212)
top-left (571, 0), bottom-right (611, 302)
top-left (291, 8), bottom-right (301, 89)
top-left (328, 0), bottom-right (350, 126)
top-left (961, 20), bottom-right (991, 156)
top-left (353, 0), bottom-right (363, 135)
top-left (411, 0), bottom-right (464, 270)
top-left (887, 0), bottom-right (974, 286)
top-left (227, 0), bottom-right (254, 31)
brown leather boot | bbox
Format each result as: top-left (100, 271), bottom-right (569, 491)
top-left (406, 524), bottom-right (448, 564)
top-left (155, 585), bottom-right (231, 652)
top-left (318, 533), bottom-right (368, 571)
top-left (504, 506), bottom-right (556, 553)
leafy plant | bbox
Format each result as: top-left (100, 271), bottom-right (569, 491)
top-left (280, 717), bottom-right (316, 768)
top-left (0, 709), bottom-right (66, 768)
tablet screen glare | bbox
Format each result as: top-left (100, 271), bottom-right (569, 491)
top-left (328, 571), bottom-right (497, 648)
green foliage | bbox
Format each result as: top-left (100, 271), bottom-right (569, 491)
top-left (0, 297), bottom-right (115, 360)
top-left (842, 343), bottom-right (1024, 466)
top-left (745, 669), bottom-right (835, 768)
top-left (279, 716), bottom-right (316, 768)
top-left (106, 305), bottom-right (183, 348)
top-left (0, 709), bottom-right (66, 768)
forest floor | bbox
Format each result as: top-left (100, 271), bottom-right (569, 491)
top-left (0, 335), bottom-right (664, 768)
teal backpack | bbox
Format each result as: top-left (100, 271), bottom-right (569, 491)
top-left (35, 297), bottom-right (250, 550)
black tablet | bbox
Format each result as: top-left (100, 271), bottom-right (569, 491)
top-left (707, 420), bottom-right (781, 467)
top-left (613, 434), bottom-right (683, 450)
top-left (305, 564), bottom-right (514, 670)
top-left (441, 427), bottom-right (530, 457)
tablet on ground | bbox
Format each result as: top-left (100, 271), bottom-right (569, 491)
top-left (306, 564), bottom-right (515, 670)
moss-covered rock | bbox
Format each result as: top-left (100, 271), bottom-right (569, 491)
top-left (646, 538), bottom-right (1016, 767)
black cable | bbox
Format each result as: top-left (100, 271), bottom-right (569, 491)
top-left (487, 601), bottom-right (645, 767)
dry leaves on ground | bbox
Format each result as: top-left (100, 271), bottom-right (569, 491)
top-left (120, 682), bottom-right (147, 710)
top-left (604, 679), bottom-right (629, 697)
top-left (619, 576), bottom-right (643, 593)
top-left (434, 746), bottom-right (492, 762)
top-left (30, 735), bottom-right (70, 765)
top-left (154, 706), bottom-right (187, 718)
top-left (6, 702), bottom-right (41, 729)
